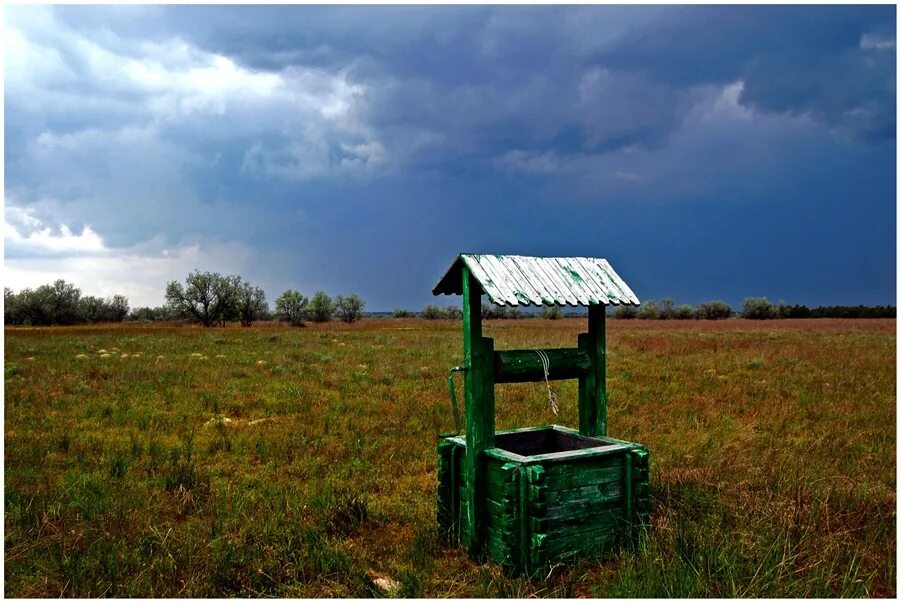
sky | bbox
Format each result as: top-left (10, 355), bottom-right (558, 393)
top-left (4, 5), bottom-right (897, 311)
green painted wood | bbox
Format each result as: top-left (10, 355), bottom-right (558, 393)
top-left (522, 443), bottom-right (631, 465)
top-left (544, 482), bottom-right (624, 506)
top-left (578, 305), bottom-right (607, 437)
top-left (443, 434), bottom-right (650, 573)
top-left (535, 524), bottom-right (621, 559)
top-left (539, 463), bottom-right (624, 492)
top-left (463, 265), bottom-right (492, 556)
top-left (494, 348), bottom-right (591, 383)
top-left (624, 451), bottom-right (633, 543)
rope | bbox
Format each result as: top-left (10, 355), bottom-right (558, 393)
top-left (534, 349), bottom-right (559, 416)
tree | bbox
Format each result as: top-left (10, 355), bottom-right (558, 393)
top-left (696, 301), bottom-right (733, 320)
top-left (236, 282), bottom-right (268, 327)
top-left (335, 294), bottom-right (365, 323)
top-left (79, 294), bottom-right (129, 323)
top-left (674, 304), bottom-right (695, 320)
top-left (165, 271), bottom-right (239, 327)
top-left (421, 304), bottom-right (447, 319)
top-left (5, 288), bottom-right (22, 325)
top-left (741, 297), bottom-right (777, 320)
top-left (275, 290), bottom-right (308, 325)
top-left (658, 298), bottom-right (676, 320)
top-left (309, 291), bottom-right (334, 322)
top-left (610, 304), bottom-right (638, 319)
top-left (637, 300), bottom-right (661, 319)
top-left (541, 305), bottom-right (563, 320)
top-left (16, 280), bottom-right (83, 326)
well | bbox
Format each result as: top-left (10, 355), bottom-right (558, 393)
top-left (432, 254), bottom-right (650, 574)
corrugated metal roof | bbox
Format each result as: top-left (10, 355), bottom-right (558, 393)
top-left (432, 254), bottom-right (640, 307)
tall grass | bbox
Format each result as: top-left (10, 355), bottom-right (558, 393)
top-left (4, 319), bottom-right (895, 596)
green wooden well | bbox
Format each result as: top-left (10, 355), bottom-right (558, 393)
top-left (433, 254), bottom-right (650, 574)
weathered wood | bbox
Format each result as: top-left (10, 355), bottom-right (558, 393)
top-left (578, 305), bottom-right (607, 437)
top-left (435, 251), bottom-right (647, 573)
top-left (494, 348), bottom-right (591, 383)
top-left (463, 265), bottom-right (489, 555)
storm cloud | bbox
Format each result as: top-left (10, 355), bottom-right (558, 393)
top-left (5, 5), bottom-right (895, 309)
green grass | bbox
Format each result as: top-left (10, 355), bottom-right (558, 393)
top-left (4, 318), bottom-right (896, 597)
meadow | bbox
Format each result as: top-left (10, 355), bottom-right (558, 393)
top-left (4, 318), bottom-right (896, 597)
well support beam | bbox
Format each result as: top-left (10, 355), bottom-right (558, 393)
top-left (462, 265), bottom-right (494, 556)
top-left (577, 304), bottom-right (607, 437)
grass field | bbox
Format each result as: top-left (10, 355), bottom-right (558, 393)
top-left (4, 318), bottom-right (896, 597)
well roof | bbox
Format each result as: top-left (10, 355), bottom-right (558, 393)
top-left (432, 254), bottom-right (640, 307)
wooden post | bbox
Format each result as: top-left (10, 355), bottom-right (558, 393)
top-left (461, 264), bottom-right (494, 556)
top-left (578, 304), bottom-right (607, 437)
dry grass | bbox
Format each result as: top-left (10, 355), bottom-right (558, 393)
top-left (4, 318), bottom-right (895, 597)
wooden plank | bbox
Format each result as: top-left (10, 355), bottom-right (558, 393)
top-left (463, 265), bottom-right (491, 555)
top-left (578, 305), bottom-right (607, 437)
top-left (535, 508), bottom-right (626, 538)
top-left (540, 462), bottom-right (624, 492)
top-left (523, 443), bottom-right (631, 465)
top-left (545, 481), bottom-right (624, 506)
top-left (538, 525), bottom-right (621, 559)
top-left (494, 348), bottom-right (591, 383)
top-left (538, 495), bottom-right (625, 523)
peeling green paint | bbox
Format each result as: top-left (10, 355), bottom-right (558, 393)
top-left (432, 254), bottom-right (640, 307)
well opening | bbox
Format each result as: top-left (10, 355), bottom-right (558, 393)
top-left (494, 427), bottom-right (611, 457)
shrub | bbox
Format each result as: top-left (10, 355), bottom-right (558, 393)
top-left (741, 297), bottom-right (777, 320)
top-left (445, 306), bottom-right (463, 320)
top-left (674, 304), bottom-right (695, 320)
top-left (696, 300), bottom-right (733, 320)
top-left (638, 300), bottom-right (661, 319)
top-left (79, 294), bottom-right (129, 323)
top-left (335, 294), bottom-right (365, 323)
top-left (541, 305), bottom-right (563, 320)
top-left (784, 304), bottom-right (812, 318)
top-left (309, 291), bottom-right (335, 322)
top-left (420, 305), bottom-right (447, 320)
top-left (658, 298), bottom-right (677, 320)
top-left (611, 304), bottom-right (638, 319)
top-left (392, 309), bottom-right (415, 318)
top-left (275, 290), bottom-right (309, 326)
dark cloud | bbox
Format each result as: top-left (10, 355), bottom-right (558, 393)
top-left (4, 5), bottom-right (895, 308)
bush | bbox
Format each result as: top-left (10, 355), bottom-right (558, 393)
top-left (674, 304), bottom-right (695, 320)
top-left (392, 309), bottom-right (415, 318)
top-left (420, 305), bottom-right (447, 320)
top-left (741, 297), bottom-right (777, 320)
top-left (696, 301), bottom-right (733, 320)
top-left (610, 304), bottom-right (638, 319)
top-left (309, 291), bottom-right (335, 322)
top-left (638, 300), bottom-right (661, 319)
top-left (445, 306), bottom-right (463, 320)
top-left (783, 304), bottom-right (812, 318)
top-left (335, 294), bottom-right (365, 323)
top-left (275, 290), bottom-right (309, 325)
top-left (541, 305), bottom-right (563, 320)
top-left (482, 303), bottom-right (503, 319)
top-left (127, 305), bottom-right (178, 322)
top-left (658, 298), bottom-right (676, 320)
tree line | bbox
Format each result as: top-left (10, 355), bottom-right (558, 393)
top-left (411, 297), bottom-right (895, 320)
top-left (4, 277), bottom-right (894, 326)
top-left (611, 297), bottom-right (895, 320)
top-left (4, 271), bottom-right (366, 327)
